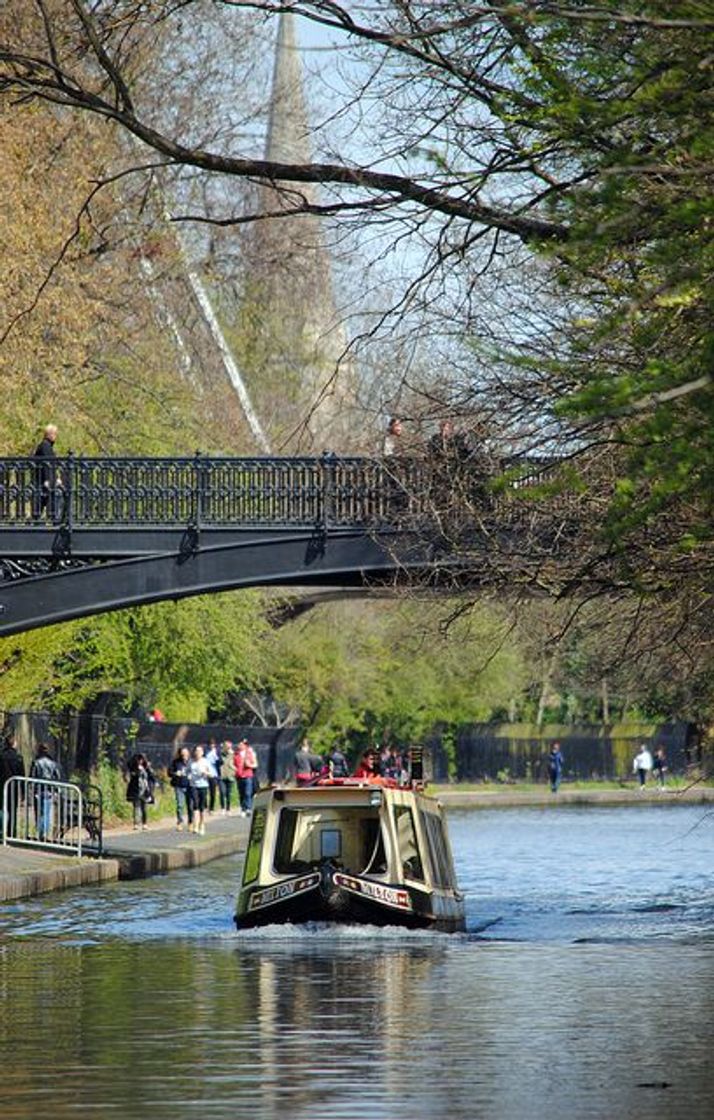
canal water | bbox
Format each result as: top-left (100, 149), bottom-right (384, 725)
top-left (0, 804), bottom-right (711, 1119)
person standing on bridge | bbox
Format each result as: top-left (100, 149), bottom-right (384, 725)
top-left (32, 423), bottom-right (63, 521)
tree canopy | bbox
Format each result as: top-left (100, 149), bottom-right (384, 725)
top-left (0, 2), bottom-right (712, 728)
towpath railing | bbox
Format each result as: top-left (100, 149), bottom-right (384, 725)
top-left (2, 776), bottom-right (103, 857)
top-left (0, 453), bottom-right (564, 531)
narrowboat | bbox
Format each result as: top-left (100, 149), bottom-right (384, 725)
top-left (235, 773), bottom-right (465, 932)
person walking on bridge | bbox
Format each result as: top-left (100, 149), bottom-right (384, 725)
top-left (32, 423), bottom-right (63, 521)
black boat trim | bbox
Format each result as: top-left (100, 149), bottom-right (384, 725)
top-left (333, 872), bottom-right (413, 912)
top-left (247, 871), bottom-right (320, 912)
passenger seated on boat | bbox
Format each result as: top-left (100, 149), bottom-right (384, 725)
top-left (294, 740), bottom-right (322, 786)
top-left (353, 749), bottom-right (379, 779)
top-left (324, 746), bottom-right (350, 778)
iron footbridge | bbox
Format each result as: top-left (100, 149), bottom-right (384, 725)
top-left (0, 453), bottom-right (562, 635)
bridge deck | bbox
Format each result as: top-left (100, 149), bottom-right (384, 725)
top-left (0, 454), bottom-right (561, 636)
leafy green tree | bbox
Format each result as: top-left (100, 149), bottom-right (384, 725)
top-left (0, 593), bottom-right (267, 720)
top-left (255, 601), bottom-right (526, 749)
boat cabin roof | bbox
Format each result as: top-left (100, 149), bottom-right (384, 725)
top-left (255, 778), bottom-right (440, 813)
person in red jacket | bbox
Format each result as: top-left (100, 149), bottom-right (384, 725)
top-left (233, 738), bottom-right (258, 816)
top-left (353, 749), bottom-right (379, 779)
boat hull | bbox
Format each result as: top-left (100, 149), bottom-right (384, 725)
top-left (236, 867), bottom-right (465, 932)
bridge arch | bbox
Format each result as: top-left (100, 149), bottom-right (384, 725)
top-left (0, 453), bottom-right (552, 636)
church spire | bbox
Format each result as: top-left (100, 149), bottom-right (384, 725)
top-left (265, 13), bottom-right (312, 168)
top-left (236, 12), bottom-right (356, 451)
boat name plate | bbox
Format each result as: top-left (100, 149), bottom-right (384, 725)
top-left (248, 872), bottom-right (320, 911)
top-left (333, 873), bottom-right (413, 911)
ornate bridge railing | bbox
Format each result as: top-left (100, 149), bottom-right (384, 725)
top-left (0, 453), bottom-right (563, 532)
top-left (0, 454), bottom-right (395, 529)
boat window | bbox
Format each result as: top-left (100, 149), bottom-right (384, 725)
top-left (273, 806), bottom-right (385, 875)
top-left (242, 807), bottom-right (266, 885)
top-left (274, 808), bottom-right (302, 873)
top-left (420, 811), bottom-right (456, 889)
top-left (394, 806), bottom-right (424, 882)
top-left (361, 818), bottom-right (387, 875)
top-left (320, 829), bottom-right (342, 859)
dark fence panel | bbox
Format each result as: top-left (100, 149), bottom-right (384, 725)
top-left (454, 721), bottom-right (700, 782)
top-left (133, 722), bottom-right (301, 785)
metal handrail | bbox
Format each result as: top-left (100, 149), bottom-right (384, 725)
top-left (0, 453), bottom-right (563, 530)
top-left (1, 776), bottom-right (103, 857)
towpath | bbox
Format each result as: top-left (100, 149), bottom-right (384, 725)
top-left (0, 811), bottom-right (250, 903)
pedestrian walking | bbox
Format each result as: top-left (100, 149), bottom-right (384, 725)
top-left (652, 747), bottom-right (668, 790)
top-left (219, 740), bottom-right (236, 814)
top-left (633, 744), bottom-right (653, 789)
top-left (126, 752), bottom-right (156, 830)
top-left (234, 738), bottom-right (258, 816)
top-left (188, 744), bottom-right (212, 834)
top-left (547, 742), bottom-right (564, 793)
top-left (168, 745), bottom-right (193, 831)
top-left (30, 743), bottom-right (62, 841)
top-left (32, 424), bottom-right (63, 520)
top-left (205, 738), bottom-right (221, 814)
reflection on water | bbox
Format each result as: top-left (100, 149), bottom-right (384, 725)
top-left (0, 806), bottom-right (712, 1119)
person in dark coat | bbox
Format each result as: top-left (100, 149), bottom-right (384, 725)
top-left (168, 746), bottom-right (193, 831)
top-left (0, 735), bottom-right (26, 838)
top-left (125, 752), bottom-right (156, 830)
top-left (325, 746), bottom-right (350, 778)
top-left (32, 424), bottom-right (63, 520)
top-left (294, 740), bottom-right (323, 786)
top-left (653, 748), bottom-right (668, 789)
top-left (547, 742), bottom-right (564, 793)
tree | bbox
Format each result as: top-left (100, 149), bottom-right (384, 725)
top-left (239, 599), bottom-right (527, 749)
top-left (1, 2), bottom-right (710, 524)
top-left (1, 1), bottom-right (712, 707)
top-left (0, 592), bottom-right (268, 718)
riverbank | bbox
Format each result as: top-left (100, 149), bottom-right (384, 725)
top-left (432, 782), bottom-right (714, 809)
top-left (0, 812), bottom-right (250, 902)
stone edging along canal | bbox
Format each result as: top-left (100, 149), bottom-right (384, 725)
top-left (0, 814), bottom-right (251, 903)
top-left (434, 785), bottom-right (714, 809)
